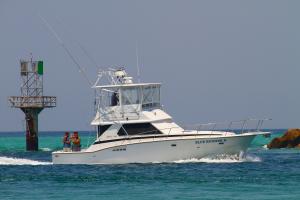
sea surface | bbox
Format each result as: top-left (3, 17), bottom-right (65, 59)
top-left (0, 129), bottom-right (299, 200)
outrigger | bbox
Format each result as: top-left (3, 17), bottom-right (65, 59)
top-left (52, 68), bottom-right (270, 164)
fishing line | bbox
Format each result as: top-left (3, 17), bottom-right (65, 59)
top-left (53, 17), bottom-right (100, 72)
top-left (38, 13), bottom-right (93, 86)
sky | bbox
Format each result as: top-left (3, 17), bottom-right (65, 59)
top-left (0, 0), bottom-right (299, 131)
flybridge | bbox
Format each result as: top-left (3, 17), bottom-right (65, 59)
top-left (91, 68), bottom-right (162, 123)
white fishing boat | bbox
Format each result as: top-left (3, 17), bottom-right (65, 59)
top-left (52, 68), bottom-right (270, 164)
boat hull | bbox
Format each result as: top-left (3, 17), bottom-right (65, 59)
top-left (52, 133), bottom-right (258, 164)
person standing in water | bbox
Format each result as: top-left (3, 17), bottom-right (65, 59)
top-left (62, 132), bottom-right (71, 152)
top-left (71, 132), bottom-right (81, 152)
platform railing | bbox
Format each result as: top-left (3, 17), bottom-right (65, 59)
top-left (8, 96), bottom-right (56, 108)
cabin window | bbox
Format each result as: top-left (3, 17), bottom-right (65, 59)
top-left (121, 87), bottom-right (140, 105)
top-left (117, 123), bottom-right (161, 136)
top-left (97, 125), bottom-right (111, 137)
top-left (152, 86), bottom-right (160, 104)
top-left (142, 86), bottom-right (153, 105)
top-left (99, 89), bottom-right (120, 108)
top-left (142, 85), bottom-right (160, 109)
top-left (111, 92), bottom-right (119, 106)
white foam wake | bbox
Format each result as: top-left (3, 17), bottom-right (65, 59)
top-left (173, 154), bottom-right (261, 164)
top-left (263, 144), bottom-right (269, 149)
top-left (0, 156), bottom-right (52, 165)
top-left (40, 147), bottom-right (52, 152)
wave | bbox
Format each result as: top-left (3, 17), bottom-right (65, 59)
top-left (262, 144), bottom-right (269, 149)
top-left (173, 154), bottom-right (262, 164)
top-left (40, 147), bottom-right (52, 152)
top-left (0, 156), bottom-right (52, 165)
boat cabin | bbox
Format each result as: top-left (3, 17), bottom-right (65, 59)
top-left (90, 69), bottom-right (176, 140)
top-left (91, 83), bottom-right (165, 138)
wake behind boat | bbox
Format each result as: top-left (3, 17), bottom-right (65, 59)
top-left (52, 68), bottom-right (270, 164)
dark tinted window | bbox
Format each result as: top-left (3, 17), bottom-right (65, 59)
top-left (118, 123), bottom-right (161, 136)
top-left (98, 125), bottom-right (111, 137)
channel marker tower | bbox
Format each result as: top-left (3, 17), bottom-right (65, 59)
top-left (9, 58), bottom-right (56, 151)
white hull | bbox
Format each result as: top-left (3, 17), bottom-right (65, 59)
top-left (52, 133), bottom-right (257, 164)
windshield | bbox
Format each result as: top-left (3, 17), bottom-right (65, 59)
top-left (97, 84), bottom-right (161, 115)
top-left (142, 85), bottom-right (160, 109)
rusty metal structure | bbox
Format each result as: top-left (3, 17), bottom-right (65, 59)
top-left (9, 58), bottom-right (56, 151)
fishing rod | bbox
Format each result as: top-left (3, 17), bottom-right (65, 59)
top-left (54, 17), bottom-right (100, 72)
top-left (39, 14), bottom-right (103, 147)
top-left (38, 13), bottom-right (93, 86)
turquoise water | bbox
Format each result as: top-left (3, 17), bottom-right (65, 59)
top-left (1, 130), bottom-right (300, 200)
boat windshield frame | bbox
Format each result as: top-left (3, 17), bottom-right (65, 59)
top-left (95, 83), bottom-right (162, 117)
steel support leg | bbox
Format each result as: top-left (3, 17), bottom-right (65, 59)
top-left (22, 108), bottom-right (43, 151)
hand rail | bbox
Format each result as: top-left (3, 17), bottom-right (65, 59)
top-left (8, 96), bottom-right (56, 108)
top-left (104, 118), bottom-right (271, 145)
top-left (183, 118), bottom-right (271, 135)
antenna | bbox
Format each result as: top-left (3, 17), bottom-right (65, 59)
top-left (135, 41), bottom-right (141, 83)
top-left (38, 14), bottom-right (93, 86)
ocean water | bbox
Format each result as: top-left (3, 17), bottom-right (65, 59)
top-left (0, 129), bottom-right (299, 200)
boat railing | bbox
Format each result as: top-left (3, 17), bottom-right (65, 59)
top-left (112, 118), bottom-right (271, 143)
top-left (99, 110), bottom-right (140, 121)
top-left (183, 118), bottom-right (271, 135)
